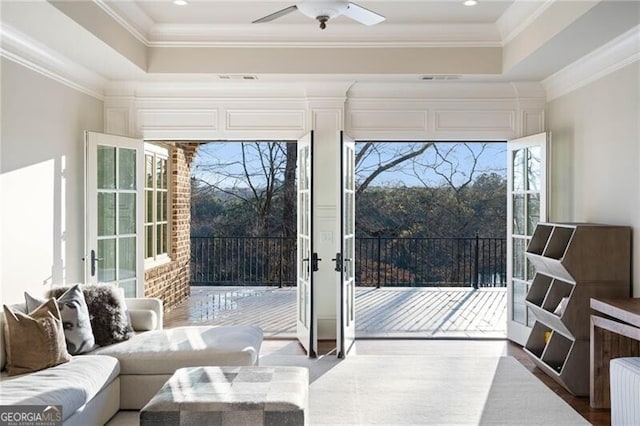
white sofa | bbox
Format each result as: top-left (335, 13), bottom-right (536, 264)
top-left (0, 297), bottom-right (263, 425)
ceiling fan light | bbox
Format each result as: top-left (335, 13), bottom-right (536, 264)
top-left (463, 0), bottom-right (478, 6)
top-left (297, 1), bottom-right (349, 19)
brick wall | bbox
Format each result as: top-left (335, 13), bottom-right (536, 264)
top-left (144, 142), bottom-right (199, 310)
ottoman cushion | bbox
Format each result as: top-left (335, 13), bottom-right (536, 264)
top-left (90, 326), bottom-right (263, 374)
top-left (141, 366), bottom-right (308, 426)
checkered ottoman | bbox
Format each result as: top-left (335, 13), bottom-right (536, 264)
top-left (140, 366), bottom-right (308, 426)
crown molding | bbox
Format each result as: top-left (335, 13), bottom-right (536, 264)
top-left (94, 0), bottom-right (151, 46)
top-left (542, 25), bottom-right (640, 101)
top-left (147, 22), bottom-right (502, 48)
top-left (496, 0), bottom-right (555, 46)
top-left (0, 23), bottom-right (106, 100)
top-left (93, 1), bottom-right (502, 49)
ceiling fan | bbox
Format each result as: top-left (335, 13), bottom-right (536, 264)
top-left (252, 1), bottom-right (386, 30)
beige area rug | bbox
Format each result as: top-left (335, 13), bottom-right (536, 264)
top-left (260, 354), bottom-right (590, 425)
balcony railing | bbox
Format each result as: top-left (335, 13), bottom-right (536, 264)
top-left (191, 235), bottom-right (506, 288)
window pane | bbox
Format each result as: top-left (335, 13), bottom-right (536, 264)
top-left (513, 194), bottom-right (525, 235)
top-left (527, 194), bottom-right (540, 236)
top-left (98, 193), bottom-right (116, 236)
top-left (145, 155), bottom-right (154, 189)
top-left (527, 146), bottom-right (541, 191)
top-left (512, 280), bottom-right (527, 324)
top-left (145, 224), bottom-right (153, 259)
top-left (97, 146), bottom-right (116, 190)
top-left (513, 238), bottom-right (525, 280)
top-left (119, 193), bottom-right (136, 235)
top-left (145, 190), bottom-right (153, 223)
top-left (157, 158), bottom-right (167, 189)
top-left (98, 238), bottom-right (116, 282)
top-left (512, 149), bottom-right (525, 191)
top-left (156, 224), bottom-right (164, 256)
top-left (119, 148), bottom-right (136, 190)
top-left (157, 191), bottom-right (167, 222)
top-left (526, 257), bottom-right (536, 281)
top-left (161, 223), bottom-right (168, 254)
top-left (527, 307), bottom-right (536, 327)
top-left (119, 280), bottom-right (136, 298)
top-left (119, 237), bottom-right (136, 280)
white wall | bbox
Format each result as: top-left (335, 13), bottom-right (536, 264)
top-left (547, 62), bottom-right (640, 295)
top-left (0, 59), bottom-right (104, 305)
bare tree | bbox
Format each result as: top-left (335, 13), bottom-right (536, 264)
top-left (355, 142), bottom-right (433, 195)
top-left (192, 141), bottom-right (288, 236)
top-left (412, 142), bottom-right (503, 234)
top-left (282, 142), bottom-right (297, 238)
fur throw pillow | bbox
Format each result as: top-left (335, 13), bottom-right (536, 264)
top-left (49, 284), bottom-right (132, 346)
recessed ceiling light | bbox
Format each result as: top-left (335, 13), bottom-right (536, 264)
top-left (173, 0), bottom-right (188, 6)
top-left (463, 0), bottom-right (478, 6)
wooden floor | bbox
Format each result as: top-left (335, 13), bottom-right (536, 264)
top-left (163, 286), bottom-right (507, 338)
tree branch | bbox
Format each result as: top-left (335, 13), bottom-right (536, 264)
top-left (356, 142), bottom-right (433, 195)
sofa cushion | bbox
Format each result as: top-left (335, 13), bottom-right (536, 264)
top-left (128, 309), bottom-right (158, 332)
top-left (90, 326), bottom-right (263, 375)
top-left (0, 355), bottom-right (119, 422)
top-left (3, 299), bottom-right (72, 376)
top-left (49, 284), bottom-right (132, 346)
top-left (26, 285), bottom-right (96, 355)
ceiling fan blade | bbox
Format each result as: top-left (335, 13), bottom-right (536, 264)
top-left (252, 5), bottom-right (298, 23)
top-left (343, 2), bottom-right (385, 26)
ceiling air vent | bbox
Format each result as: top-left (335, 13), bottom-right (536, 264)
top-left (218, 75), bottom-right (258, 80)
top-left (420, 75), bottom-right (461, 81)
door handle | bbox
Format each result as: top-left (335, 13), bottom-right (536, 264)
top-left (90, 249), bottom-right (102, 277)
top-left (331, 253), bottom-right (343, 272)
top-left (311, 252), bottom-right (322, 272)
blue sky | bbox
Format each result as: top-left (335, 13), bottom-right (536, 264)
top-left (192, 141), bottom-right (506, 189)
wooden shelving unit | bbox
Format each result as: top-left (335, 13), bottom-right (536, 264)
top-left (523, 223), bottom-right (631, 396)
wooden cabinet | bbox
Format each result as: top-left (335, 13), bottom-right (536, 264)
top-left (523, 223), bottom-right (631, 396)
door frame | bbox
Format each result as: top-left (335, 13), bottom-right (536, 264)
top-left (85, 131), bottom-right (145, 297)
top-left (337, 131), bottom-right (356, 358)
top-left (296, 132), bottom-right (317, 357)
top-left (506, 132), bottom-right (549, 345)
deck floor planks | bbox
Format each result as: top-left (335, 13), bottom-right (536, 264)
top-left (393, 289), bottom-right (452, 333)
top-left (164, 286), bottom-right (506, 338)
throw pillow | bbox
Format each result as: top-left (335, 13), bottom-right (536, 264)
top-left (3, 299), bottom-right (72, 376)
top-left (26, 286), bottom-right (96, 355)
top-left (49, 284), bottom-right (132, 346)
top-left (24, 284), bottom-right (95, 355)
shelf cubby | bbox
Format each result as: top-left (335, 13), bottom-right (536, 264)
top-left (541, 332), bottom-right (572, 373)
top-left (527, 224), bottom-right (553, 255)
top-left (525, 274), bottom-right (553, 307)
top-left (524, 222), bottom-right (631, 396)
top-left (542, 227), bottom-right (574, 259)
top-left (525, 322), bottom-right (552, 359)
top-left (541, 279), bottom-right (573, 313)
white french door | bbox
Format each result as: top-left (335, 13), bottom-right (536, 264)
top-left (85, 131), bottom-right (144, 297)
top-left (337, 132), bottom-right (356, 358)
top-left (506, 132), bottom-right (548, 345)
top-left (296, 132), bottom-right (317, 356)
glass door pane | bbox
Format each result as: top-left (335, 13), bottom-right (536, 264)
top-left (296, 132), bottom-right (314, 356)
top-left (507, 133), bottom-right (547, 345)
top-left (86, 131), bottom-right (143, 297)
